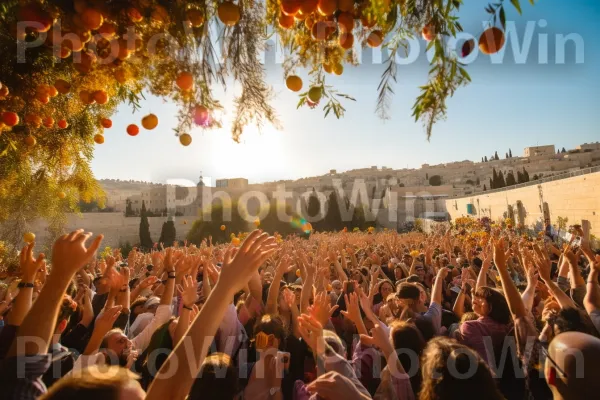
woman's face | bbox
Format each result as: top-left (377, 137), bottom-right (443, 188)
top-left (394, 267), bottom-right (404, 280)
top-left (473, 295), bottom-right (491, 317)
top-left (352, 271), bottom-right (361, 282)
top-left (380, 282), bottom-right (393, 300)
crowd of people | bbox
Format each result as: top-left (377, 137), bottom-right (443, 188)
top-left (1, 222), bottom-right (600, 400)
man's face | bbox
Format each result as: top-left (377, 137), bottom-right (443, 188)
top-left (106, 331), bottom-right (133, 364)
top-left (263, 271), bottom-right (273, 284)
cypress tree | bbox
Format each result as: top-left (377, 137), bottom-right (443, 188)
top-left (139, 201), bottom-right (153, 249)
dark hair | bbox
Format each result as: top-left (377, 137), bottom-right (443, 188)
top-left (57, 295), bottom-right (77, 325)
top-left (397, 283), bottom-right (421, 300)
top-left (189, 353), bottom-right (238, 400)
top-left (390, 321), bottom-right (425, 396)
top-left (253, 314), bottom-right (286, 351)
top-left (419, 337), bottom-right (504, 400)
top-left (553, 307), bottom-right (599, 337)
top-left (474, 287), bottom-right (511, 325)
top-left (40, 366), bottom-right (137, 400)
top-left (138, 318), bottom-right (176, 389)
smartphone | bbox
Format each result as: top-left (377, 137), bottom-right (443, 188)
top-left (346, 282), bottom-right (355, 294)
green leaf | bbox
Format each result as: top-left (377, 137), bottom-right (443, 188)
top-left (499, 6), bottom-right (506, 30)
top-left (511, 0), bottom-right (522, 14)
top-left (459, 67), bottom-right (471, 81)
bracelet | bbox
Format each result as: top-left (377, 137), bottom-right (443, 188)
top-left (161, 279), bottom-right (167, 284)
top-left (119, 289), bottom-right (127, 293)
top-left (182, 305), bottom-right (193, 311)
top-left (167, 273), bottom-right (176, 279)
top-left (17, 282), bottom-right (35, 288)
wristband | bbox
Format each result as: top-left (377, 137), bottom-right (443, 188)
top-left (161, 279), bottom-right (167, 284)
top-left (119, 289), bottom-right (127, 293)
top-left (17, 282), bottom-right (35, 288)
top-left (168, 273), bottom-right (176, 279)
top-left (183, 305), bottom-right (193, 311)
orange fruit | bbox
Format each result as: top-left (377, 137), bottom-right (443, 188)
top-left (367, 30), bottom-right (383, 47)
top-left (18, 4), bottom-right (53, 33)
top-left (462, 39), bottom-right (475, 57)
top-left (2, 112), bottom-right (19, 127)
top-left (127, 124), bottom-right (139, 136)
top-left (218, 1), bottom-right (241, 26)
top-left (179, 133), bottom-right (192, 146)
top-left (58, 191), bottom-right (66, 199)
top-left (360, 14), bottom-right (375, 28)
top-left (308, 86), bottom-right (323, 103)
top-left (101, 118), bottom-right (112, 128)
top-left (337, 12), bottom-right (354, 33)
top-left (23, 232), bottom-right (36, 243)
top-left (127, 7), bottom-right (143, 23)
top-left (300, 0), bottom-right (318, 14)
top-left (141, 114), bottom-right (159, 130)
top-left (254, 219), bottom-right (260, 227)
top-left (338, 0), bottom-right (354, 12)
top-left (94, 134), bottom-right (104, 144)
top-left (59, 47), bottom-right (72, 59)
top-left (58, 119), bottom-right (68, 129)
top-left (339, 32), bottom-right (354, 49)
top-left (151, 5), bottom-right (169, 25)
top-left (193, 105), bottom-right (209, 126)
top-left (279, 13), bottom-right (295, 29)
top-left (79, 90), bottom-right (95, 105)
top-left (220, 225), bottom-right (226, 231)
top-left (232, 237), bottom-right (241, 246)
top-left (114, 69), bottom-right (127, 84)
top-left (186, 9), bottom-right (204, 27)
top-left (54, 79), bottom-right (71, 94)
top-left (43, 117), bottom-right (54, 128)
top-left (285, 75), bottom-right (303, 92)
top-left (323, 63), bottom-right (332, 74)
top-left (311, 21), bottom-right (332, 40)
top-left (176, 72), bottom-right (194, 91)
top-left (25, 114), bottom-right (42, 128)
top-left (93, 90), bottom-right (109, 105)
top-left (98, 22), bottom-right (116, 38)
top-left (47, 86), bottom-right (58, 97)
top-left (74, 0), bottom-right (87, 14)
top-left (281, 0), bottom-right (302, 16)
top-left (422, 25), bottom-right (435, 41)
top-left (0, 85), bottom-right (9, 98)
top-left (24, 135), bottom-right (36, 147)
top-left (333, 62), bottom-right (343, 75)
top-left (81, 8), bottom-right (103, 30)
top-left (36, 93), bottom-right (50, 104)
top-left (479, 27), bottom-right (505, 55)
top-left (317, 0), bottom-right (337, 16)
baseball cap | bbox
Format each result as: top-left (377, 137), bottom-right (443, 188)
top-left (144, 296), bottom-right (160, 309)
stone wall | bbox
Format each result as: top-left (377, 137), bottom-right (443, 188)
top-left (446, 172), bottom-right (600, 237)
top-left (30, 213), bottom-right (194, 249)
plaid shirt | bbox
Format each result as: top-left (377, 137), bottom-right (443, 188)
top-left (0, 355), bottom-right (51, 399)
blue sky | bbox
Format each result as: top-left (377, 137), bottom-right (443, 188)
top-left (91, 0), bottom-right (600, 186)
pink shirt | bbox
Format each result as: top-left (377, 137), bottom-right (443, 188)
top-left (457, 316), bottom-right (511, 366)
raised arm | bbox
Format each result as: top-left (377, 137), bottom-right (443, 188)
top-left (476, 248), bottom-right (491, 292)
top-left (431, 267), bottom-right (449, 306)
top-left (8, 243), bottom-right (45, 326)
top-left (301, 256), bottom-right (316, 314)
top-left (266, 255), bottom-right (290, 315)
top-left (174, 275), bottom-right (198, 345)
top-left (9, 230), bottom-right (103, 357)
top-left (146, 230), bottom-right (277, 400)
top-left (581, 243), bottom-right (600, 316)
top-left (493, 238), bottom-right (527, 319)
top-left (533, 244), bottom-right (577, 310)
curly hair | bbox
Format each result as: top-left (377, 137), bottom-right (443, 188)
top-left (419, 337), bottom-right (503, 400)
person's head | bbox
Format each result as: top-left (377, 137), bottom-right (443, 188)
top-left (460, 312), bottom-right (479, 323)
top-left (93, 276), bottom-right (109, 294)
top-left (415, 265), bottom-right (425, 280)
top-left (40, 365), bottom-right (144, 400)
top-left (253, 314), bottom-right (286, 351)
top-left (331, 280), bottom-right (342, 295)
top-left (351, 270), bottom-right (363, 283)
top-left (396, 283), bottom-right (421, 311)
top-left (189, 353), bottom-right (239, 400)
top-left (390, 321), bottom-right (425, 394)
top-left (144, 296), bottom-right (160, 314)
top-left (56, 295), bottom-right (77, 334)
top-left (550, 307), bottom-right (598, 337)
top-left (545, 332), bottom-right (600, 400)
top-left (101, 329), bottom-right (133, 367)
top-left (130, 297), bottom-right (148, 321)
top-left (419, 337), bottom-right (504, 400)
top-left (472, 286), bottom-right (511, 324)
top-left (378, 280), bottom-right (394, 301)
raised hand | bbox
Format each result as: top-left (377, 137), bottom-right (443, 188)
top-left (340, 292), bottom-right (362, 326)
top-left (359, 323), bottom-right (393, 356)
top-left (19, 242), bottom-right (45, 281)
top-left (217, 230), bottom-right (277, 294)
top-left (297, 313), bottom-right (325, 355)
top-left (306, 371), bottom-right (370, 400)
top-left (52, 230), bottom-right (103, 278)
top-left (178, 275), bottom-right (198, 308)
top-left (492, 237), bottom-right (507, 270)
top-left (94, 305), bottom-right (122, 336)
top-left (308, 291), bottom-right (339, 327)
top-left (80, 287), bottom-right (95, 327)
top-left (138, 275), bottom-right (159, 290)
top-left (533, 244), bottom-right (552, 282)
